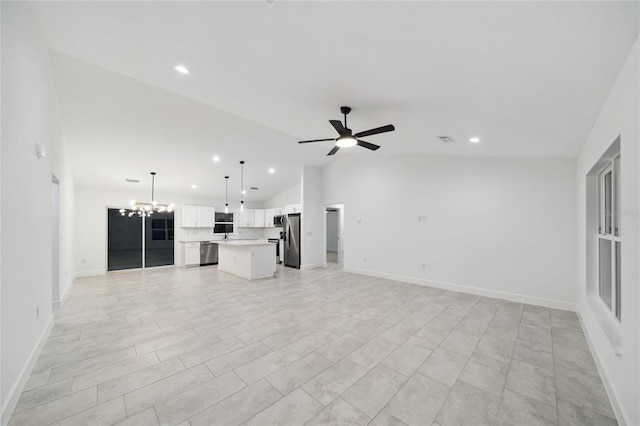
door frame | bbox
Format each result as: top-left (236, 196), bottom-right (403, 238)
top-left (325, 203), bottom-right (344, 265)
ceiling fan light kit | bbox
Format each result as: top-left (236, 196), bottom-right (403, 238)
top-left (298, 106), bottom-right (395, 156)
top-left (122, 172), bottom-right (174, 217)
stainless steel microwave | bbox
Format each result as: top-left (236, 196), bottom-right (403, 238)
top-left (273, 215), bottom-right (285, 227)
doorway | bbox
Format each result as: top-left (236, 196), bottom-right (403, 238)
top-left (52, 176), bottom-right (60, 310)
top-left (325, 204), bottom-right (344, 265)
top-left (107, 208), bottom-right (174, 271)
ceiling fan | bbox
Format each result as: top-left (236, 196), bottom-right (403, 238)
top-left (298, 106), bottom-right (395, 156)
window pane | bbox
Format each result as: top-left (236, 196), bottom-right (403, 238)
top-left (615, 242), bottom-right (621, 321)
top-left (599, 238), bottom-right (612, 309)
top-left (604, 171), bottom-right (612, 234)
top-left (151, 230), bottom-right (166, 240)
top-left (107, 209), bottom-right (142, 271)
top-left (145, 211), bottom-right (175, 267)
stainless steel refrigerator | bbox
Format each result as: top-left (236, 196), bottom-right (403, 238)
top-left (284, 213), bottom-right (301, 268)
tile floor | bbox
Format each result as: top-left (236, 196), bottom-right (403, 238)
top-left (9, 264), bottom-right (616, 426)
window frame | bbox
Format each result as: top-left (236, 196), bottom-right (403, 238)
top-left (596, 154), bottom-right (621, 322)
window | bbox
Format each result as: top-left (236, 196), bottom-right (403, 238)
top-left (597, 155), bottom-right (621, 321)
top-left (151, 218), bottom-right (174, 241)
top-left (214, 212), bottom-right (234, 234)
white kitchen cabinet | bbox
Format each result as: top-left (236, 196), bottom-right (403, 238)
top-left (237, 208), bottom-right (255, 227)
top-left (286, 204), bottom-right (302, 214)
top-left (254, 209), bottom-right (265, 227)
top-left (197, 206), bottom-right (215, 228)
top-left (182, 205), bottom-right (214, 228)
top-left (183, 242), bottom-right (201, 266)
top-left (274, 207), bottom-right (285, 215)
top-left (264, 208), bottom-right (275, 227)
top-left (181, 205), bottom-right (199, 227)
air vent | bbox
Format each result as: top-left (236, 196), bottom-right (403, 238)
top-left (125, 179), bottom-right (140, 183)
top-left (250, 187), bottom-right (259, 190)
top-left (437, 136), bottom-right (455, 143)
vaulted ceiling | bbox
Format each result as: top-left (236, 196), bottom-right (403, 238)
top-left (28, 1), bottom-right (639, 201)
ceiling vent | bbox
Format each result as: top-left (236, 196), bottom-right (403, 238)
top-left (437, 136), bottom-right (455, 143)
top-left (125, 179), bottom-right (140, 183)
top-left (250, 187), bottom-right (259, 190)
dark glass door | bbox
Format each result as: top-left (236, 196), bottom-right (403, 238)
top-left (145, 212), bottom-right (175, 267)
top-left (107, 208), bottom-right (143, 271)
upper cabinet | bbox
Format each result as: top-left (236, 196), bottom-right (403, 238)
top-left (182, 205), bottom-right (215, 228)
top-left (254, 209), bottom-right (265, 227)
top-left (236, 205), bottom-right (302, 228)
top-left (237, 208), bottom-right (255, 227)
top-left (264, 208), bottom-right (275, 227)
top-left (197, 206), bottom-right (215, 228)
top-left (286, 204), bottom-right (302, 214)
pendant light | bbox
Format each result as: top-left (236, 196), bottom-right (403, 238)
top-left (239, 161), bottom-right (245, 212)
top-left (224, 175), bottom-right (229, 213)
top-left (122, 172), bottom-right (174, 217)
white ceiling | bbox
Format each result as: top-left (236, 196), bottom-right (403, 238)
top-left (28, 1), bottom-right (639, 201)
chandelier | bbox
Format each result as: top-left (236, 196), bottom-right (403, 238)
top-left (120, 172), bottom-right (175, 217)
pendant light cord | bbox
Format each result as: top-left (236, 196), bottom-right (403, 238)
top-left (151, 172), bottom-right (156, 203)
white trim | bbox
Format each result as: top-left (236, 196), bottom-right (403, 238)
top-left (300, 263), bottom-right (325, 270)
top-left (75, 269), bottom-right (106, 278)
top-left (344, 267), bottom-right (576, 311)
top-left (576, 309), bottom-right (624, 425)
top-left (52, 275), bottom-right (75, 311)
top-left (1, 316), bottom-right (54, 426)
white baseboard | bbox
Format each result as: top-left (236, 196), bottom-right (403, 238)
top-left (344, 267), bottom-right (576, 311)
top-left (75, 269), bottom-right (105, 278)
top-left (301, 263), bottom-right (325, 270)
top-left (52, 276), bottom-right (75, 311)
top-left (576, 307), bottom-right (625, 425)
top-left (1, 316), bottom-right (54, 426)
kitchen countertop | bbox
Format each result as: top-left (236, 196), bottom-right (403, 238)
top-left (179, 239), bottom-right (276, 244)
top-left (217, 240), bottom-right (275, 246)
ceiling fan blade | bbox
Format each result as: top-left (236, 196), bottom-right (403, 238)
top-left (327, 146), bottom-right (340, 156)
top-left (354, 124), bottom-right (395, 138)
top-left (298, 138), bottom-right (335, 144)
top-left (329, 120), bottom-right (347, 135)
top-left (357, 140), bottom-right (380, 151)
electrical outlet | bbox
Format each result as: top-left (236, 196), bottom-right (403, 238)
top-left (363, 257), bottom-right (367, 262)
top-left (81, 258), bottom-right (86, 264)
top-left (421, 264), bottom-right (426, 270)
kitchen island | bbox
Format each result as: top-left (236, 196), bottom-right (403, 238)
top-left (217, 240), bottom-right (277, 280)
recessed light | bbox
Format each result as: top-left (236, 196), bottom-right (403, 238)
top-left (212, 156), bottom-right (220, 162)
top-left (191, 184), bottom-right (197, 189)
top-left (174, 64), bottom-right (190, 75)
top-left (268, 168), bottom-right (275, 174)
top-left (469, 137), bottom-right (480, 143)
top-left (241, 190), bottom-right (247, 195)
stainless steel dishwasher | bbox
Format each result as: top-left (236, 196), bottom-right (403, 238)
top-left (200, 242), bottom-right (218, 266)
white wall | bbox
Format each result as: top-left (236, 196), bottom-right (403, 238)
top-left (321, 155), bottom-right (577, 309)
top-left (263, 181), bottom-right (301, 208)
top-left (326, 210), bottom-right (339, 251)
top-left (301, 166), bottom-right (324, 269)
top-left (74, 187), bottom-right (266, 275)
top-left (575, 37), bottom-right (639, 425)
top-left (1, 3), bottom-right (75, 423)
